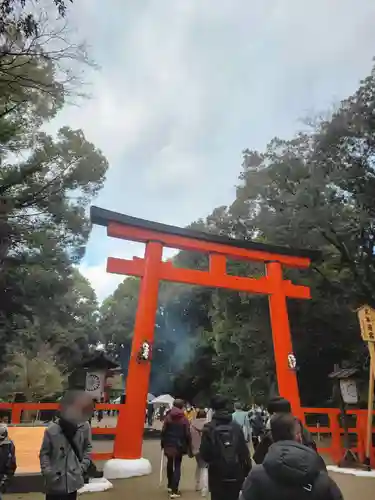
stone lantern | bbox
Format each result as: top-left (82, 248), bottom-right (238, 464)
top-left (68, 347), bottom-right (121, 402)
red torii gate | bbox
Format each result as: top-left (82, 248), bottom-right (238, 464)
top-left (91, 206), bottom-right (320, 460)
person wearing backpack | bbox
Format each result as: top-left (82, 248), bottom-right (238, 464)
top-left (161, 399), bottom-right (192, 499)
top-left (253, 397), bottom-right (319, 465)
top-left (39, 391), bottom-right (94, 500)
top-left (232, 402), bottom-right (251, 443)
top-left (190, 409), bottom-right (208, 497)
top-left (200, 396), bottom-right (251, 500)
top-left (240, 413), bottom-right (342, 500)
top-left (0, 424), bottom-right (16, 498)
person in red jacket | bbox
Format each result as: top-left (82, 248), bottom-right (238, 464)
top-left (161, 399), bottom-right (192, 499)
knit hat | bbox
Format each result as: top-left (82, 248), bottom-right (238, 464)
top-left (267, 397), bottom-right (292, 414)
top-left (211, 396), bottom-right (229, 411)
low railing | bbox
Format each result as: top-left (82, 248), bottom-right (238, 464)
top-left (0, 402), bottom-right (124, 461)
top-left (302, 407), bottom-right (375, 467)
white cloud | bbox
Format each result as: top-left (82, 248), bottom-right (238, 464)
top-left (52, 0), bottom-right (375, 299)
top-left (80, 261), bottom-right (123, 302)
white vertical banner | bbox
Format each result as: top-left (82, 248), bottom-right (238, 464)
top-left (85, 371), bottom-right (106, 400)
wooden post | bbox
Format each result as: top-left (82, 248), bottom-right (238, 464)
top-left (365, 342), bottom-right (375, 464)
top-left (330, 409), bottom-right (343, 463)
top-left (357, 305), bottom-right (375, 467)
top-left (113, 241), bottom-right (163, 459)
top-left (266, 262), bottom-right (301, 420)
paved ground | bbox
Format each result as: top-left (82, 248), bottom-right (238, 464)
top-left (5, 440), bottom-right (375, 500)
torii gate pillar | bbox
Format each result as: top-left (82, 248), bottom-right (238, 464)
top-left (267, 261), bottom-right (301, 414)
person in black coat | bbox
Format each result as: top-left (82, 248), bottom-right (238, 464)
top-left (240, 413), bottom-right (343, 500)
top-left (200, 396), bottom-right (251, 500)
top-left (253, 397), bottom-right (319, 465)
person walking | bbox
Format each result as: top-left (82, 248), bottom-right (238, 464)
top-left (147, 403), bottom-right (155, 427)
top-left (96, 397), bottom-right (104, 424)
top-left (200, 396), bottom-right (252, 500)
top-left (159, 405), bottom-right (166, 422)
top-left (250, 409), bottom-right (265, 452)
top-left (161, 399), bottom-right (192, 499)
top-left (0, 424), bottom-right (16, 499)
top-left (39, 391), bottom-right (94, 500)
top-left (232, 402), bottom-right (251, 443)
top-left (240, 413), bottom-right (342, 500)
top-left (253, 397), bottom-right (318, 465)
top-left (184, 404), bottom-right (196, 423)
top-left (190, 409), bottom-right (208, 497)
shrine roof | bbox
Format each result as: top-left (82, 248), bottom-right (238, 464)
top-left (91, 206), bottom-right (321, 262)
top-left (80, 350), bottom-right (119, 370)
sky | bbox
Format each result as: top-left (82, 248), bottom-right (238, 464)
top-left (52, 0), bottom-right (375, 301)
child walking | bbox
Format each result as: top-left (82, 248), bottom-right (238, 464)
top-left (190, 410), bottom-right (208, 497)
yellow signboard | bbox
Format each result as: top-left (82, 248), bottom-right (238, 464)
top-left (358, 305), bottom-right (375, 342)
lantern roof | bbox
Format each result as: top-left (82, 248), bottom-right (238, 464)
top-left (80, 350), bottom-right (119, 370)
top-left (328, 367), bottom-right (358, 379)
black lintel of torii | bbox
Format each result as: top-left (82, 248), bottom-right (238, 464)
top-left (90, 205), bottom-right (321, 262)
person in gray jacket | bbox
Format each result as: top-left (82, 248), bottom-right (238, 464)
top-left (39, 391), bottom-right (94, 500)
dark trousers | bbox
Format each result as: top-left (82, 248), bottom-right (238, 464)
top-left (252, 436), bottom-right (260, 450)
top-left (211, 481), bottom-right (242, 500)
top-left (166, 455), bottom-right (182, 493)
top-left (46, 493), bottom-right (77, 500)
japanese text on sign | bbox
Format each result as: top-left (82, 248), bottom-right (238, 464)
top-left (358, 305), bottom-right (375, 342)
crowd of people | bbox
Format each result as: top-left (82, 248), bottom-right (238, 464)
top-left (0, 391), bottom-right (346, 500)
top-left (160, 396), bottom-right (344, 500)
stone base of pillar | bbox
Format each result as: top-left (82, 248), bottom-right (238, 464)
top-left (103, 458), bottom-right (152, 480)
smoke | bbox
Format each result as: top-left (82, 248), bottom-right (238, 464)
top-left (149, 300), bottom-right (199, 395)
top-left (112, 280), bottom-right (209, 397)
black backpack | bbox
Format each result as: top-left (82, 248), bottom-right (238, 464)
top-left (251, 414), bottom-right (265, 437)
top-left (211, 424), bottom-right (241, 482)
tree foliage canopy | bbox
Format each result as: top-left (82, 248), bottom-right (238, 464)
top-left (0, 0), bottom-right (105, 398)
top-left (0, 347), bottom-right (64, 401)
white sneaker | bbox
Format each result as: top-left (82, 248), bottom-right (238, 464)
top-left (170, 493), bottom-right (181, 499)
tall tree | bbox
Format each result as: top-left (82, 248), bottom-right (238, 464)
top-left (0, 1), bottom-right (73, 38)
top-left (172, 64), bottom-right (375, 405)
top-left (0, 0), bottom-right (107, 371)
top-left (0, 346), bottom-right (64, 401)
